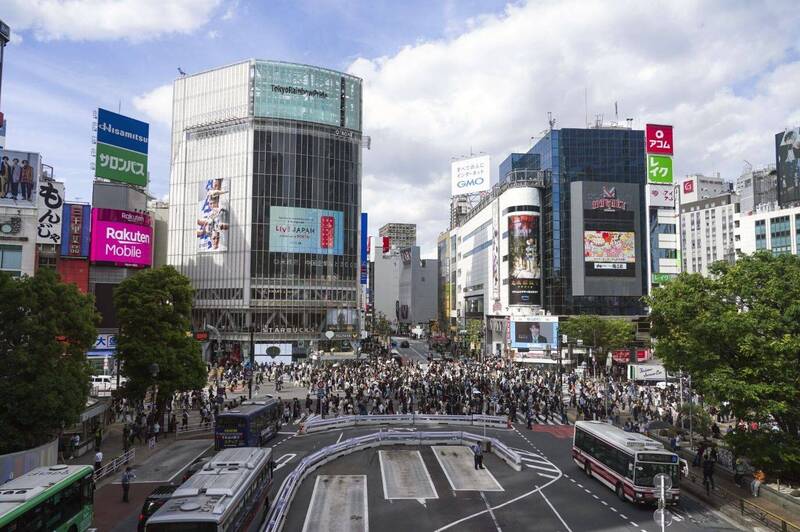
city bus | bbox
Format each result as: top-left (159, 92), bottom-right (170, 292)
top-left (144, 447), bottom-right (274, 532)
top-left (0, 464), bottom-right (94, 531)
top-left (572, 421), bottom-right (680, 504)
top-left (214, 399), bottom-right (282, 450)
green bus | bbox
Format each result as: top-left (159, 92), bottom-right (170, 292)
top-left (0, 464), bottom-right (94, 532)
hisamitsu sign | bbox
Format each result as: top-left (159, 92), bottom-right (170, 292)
top-left (95, 108), bottom-right (149, 187)
top-left (97, 108), bottom-right (149, 154)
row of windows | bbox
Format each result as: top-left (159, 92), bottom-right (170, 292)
top-left (0, 245), bottom-right (22, 276)
top-left (462, 240), bottom-right (492, 259)
top-left (574, 428), bottom-right (633, 480)
top-left (461, 220), bottom-right (492, 242)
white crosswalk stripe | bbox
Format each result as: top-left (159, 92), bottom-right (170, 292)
top-left (525, 463), bottom-right (561, 473)
top-left (538, 472), bottom-right (559, 480)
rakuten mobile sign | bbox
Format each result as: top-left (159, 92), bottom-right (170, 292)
top-left (90, 208), bottom-right (153, 268)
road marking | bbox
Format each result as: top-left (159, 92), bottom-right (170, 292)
top-left (569, 478), bottom-right (576, 483)
top-left (577, 483), bottom-right (584, 488)
top-left (525, 463), bottom-right (561, 473)
top-left (302, 475), bottom-right (368, 532)
top-left (379, 450), bottom-right (438, 500)
top-left (583, 488), bottom-right (591, 494)
top-left (620, 514), bottom-right (628, 519)
top-left (609, 507), bottom-right (618, 512)
top-left (601, 501), bottom-right (608, 506)
top-left (432, 446), bottom-right (503, 491)
top-left (630, 522), bottom-right (638, 527)
top-left (521, 457), bottom-right (554, 466)
top-left (277, 431), bottom-right (296, 435)
top-left (336, 431), bottom-right (343, 443)
top-left (481, 491), bottom-right (503, 532)
top-left (274, 453), bottom-right (296, 471)
top-left (592, 494), bottom-right (599, 499)
top-left (539, 486), bottom-right (573, 532)
top-left (538, 472), bottom-right (559, 480)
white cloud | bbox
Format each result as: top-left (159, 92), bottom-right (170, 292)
top-left (132, 84), bottom-right (173, 127)
top-left (349, 0), bottom-right (800, 256)
top-left (2, 0), bottom-right (223, 42)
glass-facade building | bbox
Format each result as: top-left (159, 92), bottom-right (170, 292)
top-left (527, 128), bottom-right (648, 316)
top-left (168, 60), bottom-right (362, 360)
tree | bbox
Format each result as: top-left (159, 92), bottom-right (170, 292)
top-left (465, 319), bottom-right (484, 356)
top-left (114, 266), bottom-right (206, 408)
top-left (373, 313), bottom-right (392, 346)
top-left (0, 270), bottom-right (98, 453)
top-left (645, 252), bottom-right (800, 480)
top-left (559, 315), bottom-right (634, 360)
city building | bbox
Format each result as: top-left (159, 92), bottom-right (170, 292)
top-left (736, 203), bottom-right (800, 257)
top-left (167, 60), bottom-right (363, 362)
top-left (372, 248), bottom-right (401, 325)
top-left (679, 193), bottom-right (738, 275)
top-left (378, 222), bottom-right (416, 249)
top-left (776, 126), bottom-right (800, 208)
top-left (398, 246), bottom-right (437, 326)
top-left (149, 200), bottom-right (169, 267)
top-left (735, 166), bottom-right (777, 215)
top-left (678, 173), bottom-right (730, 205)
top-left (56, 202), bottom-right (91, 293)
top-left (436, 230), bottom-right (456, 331)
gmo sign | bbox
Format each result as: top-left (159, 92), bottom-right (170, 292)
top-left (451, 154), bottom-right (491, 196)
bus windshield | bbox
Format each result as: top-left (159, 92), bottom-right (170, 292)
top-left (634, 462), bottom-right (679, 487)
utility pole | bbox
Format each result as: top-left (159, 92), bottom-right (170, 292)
top-left (248, 324), bottom-right (255, 400)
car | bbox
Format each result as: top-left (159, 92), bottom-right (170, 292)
top-left (137, 484), bottom-right (178, 531)
top-left (400, 340), bottom-right (410, 348)
top-left (181, 456), bottom-right (212, 483)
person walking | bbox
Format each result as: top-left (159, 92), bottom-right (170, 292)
top-left (734, 457), bottom-right (746, 488)
top-left (472, 442), bottom-right (484, 470)
top-left (121, 467), bottom-right (136, 502)
top-left (702, 452), bottom-right (715, 495)
top-left (94, 449), bottom-right (103, 473)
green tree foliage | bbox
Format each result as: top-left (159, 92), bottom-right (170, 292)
top-left (559, 315), bottom-right (634, 357)
top-left (645, 252), bottom-right (800, 479)
top-left (466, 319), bottom-right (483, 354)
top-left (0, 270), bottom-right (98, 453)
top-left (114, 266), bottom-right (206, 404)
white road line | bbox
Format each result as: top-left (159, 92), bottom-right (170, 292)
top-left (583, 489), bottom-right (591, 494)
top-left (601, 501), bottom-right (608, 506)
top-left (336, 431), bottom-right (343, 443)
top-left (577, 483), bottom-right (584, 488)
top-left (302, 476), bottom-right (323, 532)
top-left (277, 431), bottom-right (296, 435)
top-left (569, 478), bottom-right (576, 483)
top-left (521, 457), bottom-right (554, 466)
top-left (539, 487), bottom-right (573, 532)
top-left (630, 522), bottom-right (638, 528)
top-left (538, 472), bottom-right (559, 480)
top-left (592, 494), bottom-right (599, 499)
top-left (525, 463), bottom-right (560, 473)
top-left (481, 492), bottom-right (503, 532)
top-left (610, 507), bottom-right (618, 512)
top-left (431, 446), bottom-right (503, 492)
top-left (620, 514), bottom-right (628, 519)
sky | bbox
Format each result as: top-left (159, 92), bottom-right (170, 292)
top-left (2, 0), bottom-right (800, 256)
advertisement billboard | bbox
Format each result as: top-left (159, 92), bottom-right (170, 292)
top-left (583, 185), bottom-right (637, 277)
top-left (36, 181), bottom-right (65, 244)
top-left (326, 308), bottom-right (358, 330)
top-left (0, 150), bottom-right (41, 206)
top-left (510, 316), bottom-right (558, 350)
top-left (197, 178), bottom-right (230, 252)
top-left (60, 204), bottom-right (91, 258)
top-left (94, 108), bottom-right (149, 187)
top-left (451, 155), bottom-right (491, 196)
top-left (647, 154), bottom-right (673, 184)
top-left (508, 213), bottom-right (541, 305)
top-left (90, 208), bottom-right (152, 268)
top-left (253, 61), bottom-right (362, 130)
top-left (776, 127), bottom-right (800, 207)
top-left (648, 184), bottom-right (675, 208)
top-left (269, 206), bottom-right (344, 255)
top-left (645, 124), bottom-right (673, 155)
top-left (360, 212), bottom-right (368, 285)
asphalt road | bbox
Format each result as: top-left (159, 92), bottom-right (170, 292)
top-left (393, 336), bottom-right (431, 363)
top-left (263, 420), bottom-right (741, 532)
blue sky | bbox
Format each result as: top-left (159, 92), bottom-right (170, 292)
top-left (2, 0), bottom-right (800, 254)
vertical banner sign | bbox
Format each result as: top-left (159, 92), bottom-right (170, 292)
top-left (507, 214), bottom-right (541, 305)
top-left (36, 181), bottom-right (65, 244)
top-left (491, 205), bottom-right (500, 303)
top-left (60, 203), bottom-right (91, 257)
top-left (647, 155), bottom-right (673, 184)
top-left (95, 108), bottom-right (149, 187)
top-left (645, 124), bottom-right (674, 155)
top-left (360, 212), bottom-right (368, 285)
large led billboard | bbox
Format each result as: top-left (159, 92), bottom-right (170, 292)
top-left (776, 127), bottom-right (800, 207)
top-left (197, 177), bottom-right (230, 252)
top-left (253, 61), bottom-right (362, 131)
top-left (570, 181), bottom-right (643, 297)
top-left (510, 316), bottom-right (558, 350)
top-left (508, 213), bottom-right (541, 305)
top-left (269, 206), bottom-right (344, 255)
top-left (90, 208), bottom-right (152, 268)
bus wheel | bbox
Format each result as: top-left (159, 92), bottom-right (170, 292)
top-left (616, 483), bottom-right (625, 501)
top-left (584, 462), bottom-right (592, 478)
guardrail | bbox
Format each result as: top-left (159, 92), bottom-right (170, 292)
top-left (93, 448), bottom-right (135, 482)
top-left (300, 413), bottom-right (510, 434)
top-left (262, 430), bottom-right (522, 532)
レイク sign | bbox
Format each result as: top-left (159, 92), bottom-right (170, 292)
top-left (645, 124), bottom-right (673, 155)
top-left (90, 208), bottom-right (152, 268)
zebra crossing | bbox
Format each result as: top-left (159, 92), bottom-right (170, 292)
top-left (511, 447), bottom-right (562, 480)
top-left (516, 411), bottom-right (569, 426)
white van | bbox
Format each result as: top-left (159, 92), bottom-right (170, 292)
top-left (90, 375), bottom-right (125, 391)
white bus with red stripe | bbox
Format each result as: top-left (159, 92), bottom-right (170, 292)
top-left (572, 421), bottom-right (680, 505)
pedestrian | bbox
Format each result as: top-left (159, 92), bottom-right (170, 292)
top-left (153, 421), bottom-right (160, 442)
top-left (472, 442), bottom-right (484, 470)
top-left (702, 452), bottom-right (715, 495)
top-left (121, 467), bottom-right (136, 502)
top-left (70, 433), bottom-right (80, 459)
top-left (95, 427), bottom-right (103, 449)
top-left (734, 458), bottom-right (746, 488)
top-left (94, 449), bottom-right (103, 472)
top-left (751, 470), bottom-right (765, 497)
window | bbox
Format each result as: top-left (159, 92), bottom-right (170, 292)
top-left (0, 245), bottom-right (22, 276)
top-left (770, 216), bottom-right (791, 255)
top-left (755, 220), bottom-right (767, 250)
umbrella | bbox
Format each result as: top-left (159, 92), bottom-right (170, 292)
top-left (646, 420), bottom-right (674, 431)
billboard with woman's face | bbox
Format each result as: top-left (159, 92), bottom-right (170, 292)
top-left (197, 177), bottom-right (230, 252)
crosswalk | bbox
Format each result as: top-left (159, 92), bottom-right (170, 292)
top-left (510, 447), bottom-right (562, 480)
top-left (516, 411), bottom-right (570, 426)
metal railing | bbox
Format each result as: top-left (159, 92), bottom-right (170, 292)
top-left (300, 413), bottom-right (510, 434)
top-left (682, 471), bottom-right (800, 532)
top-left (261, 430), bottom-right (521, 532)
top-left (93, 448), bottom-right (135, 482)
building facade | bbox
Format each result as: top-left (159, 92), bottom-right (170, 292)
top-left (378, 222), bottom-right (416, 249)
top-left (372, 248), bottom-right (401, 325)
top-left (167, 60), bottom-right (363, 360)
top-left (736, 166), bottom-right (777, 215)
top-left (736, 204), bottom-right (800, 257)
top-left (398, 246), bottom-right (438, 325)
top-left (679, 193), bottom-right (738, 275)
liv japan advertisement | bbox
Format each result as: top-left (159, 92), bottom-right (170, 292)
top-left (269, 206), bottom-right (344, 255)
top-left (90, 208), bottom-right (152, 268)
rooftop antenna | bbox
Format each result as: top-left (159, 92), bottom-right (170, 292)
top-left (614, 101), bottom-right (619, 124)
top-left (547, 111), bottom-right (556, 130)
top-left (584, 88), bottom-right (588, 128)
top-left (626, 118), bottom-right (633, 129)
